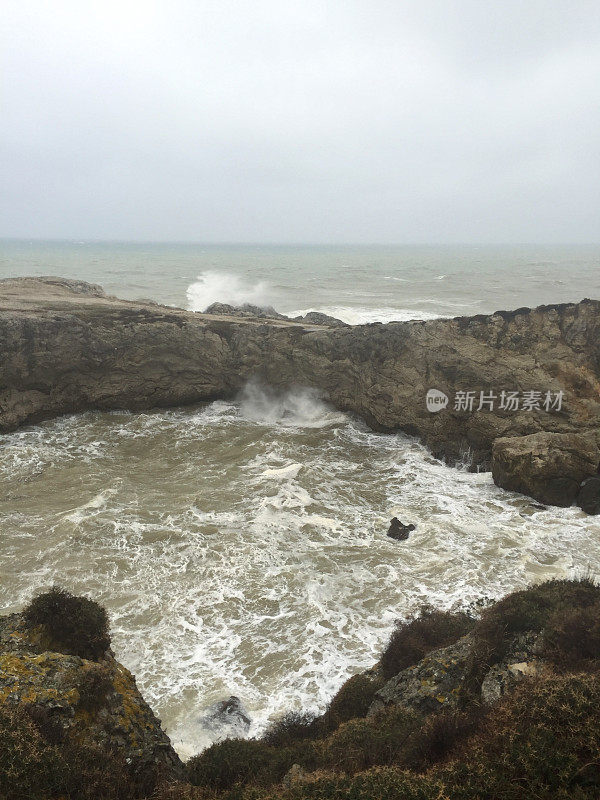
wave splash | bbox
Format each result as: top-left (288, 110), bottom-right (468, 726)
top-left (186, 271), bottom-right (273, 312)
top-left (238, 381), bottom-right (346, 428)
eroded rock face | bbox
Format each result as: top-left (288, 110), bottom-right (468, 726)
top-left (577, 476), bottom-right (600, 515)
top-left (0, 613), bottom-right (184, 780)
top-left (368, 630), bottom-right (544, 717)
top-left (491, 431), bottom-right (600, 506)
top-left (369, 635), bottom-right (474, 716)
top-left (1, 277), bottom-right (599, 506)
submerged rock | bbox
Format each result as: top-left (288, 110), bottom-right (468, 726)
top-left (387, 517), bottom-right (416, 541)
top-left (200, 695), bottom-right (252, 737)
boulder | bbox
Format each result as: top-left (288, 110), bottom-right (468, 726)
top-left (369, 634), bottom-right (473, 716)
top-left (577, 475), bottom-right (600, 515)
top-left (203, 302), bottom-right (288, 320)
top-left (199, 695), bottom-right (252, 738)
top-left (387, 518), bottom-right (416, 541)
top-left (492, 431), bottom-right (600, 507)
top-left (293, 311), bottom-right (348, 327)
top-left (479, 631), bottom-right (543, 704)
top-left (0, 612), bottom-right (184, 780)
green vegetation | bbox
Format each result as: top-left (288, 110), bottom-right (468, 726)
top-left (23, 585), bottom-right (111, 660)
top-left (0, 704), bottom-right (143, 800)
top-left (3, 578), bottom-right (600, 799)
top-left (464, 576), bottom-right (600, 696)
top-left (380, 609), bottom-right (474, 681)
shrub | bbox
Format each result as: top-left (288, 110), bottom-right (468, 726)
top-left (317, 705), bottom-right (423, 775)
top-left (380, 609), bottom-right (474, 681)
top-left (542, 601), bottom-right (600, 672)
top-left (262, 711), bottom-right (323, 747)
top-left (248, 673), bottom-right (600, 800)
top-left (402, 706), bottom-right (484, 770)
top-left (23, 585), bottom-right (111, 661)
top-left (187, 738), bottom-right (298, 791)
top-left (0, 703), bottom-right (151, 799)
top-left (464, 577), bottom-right (600, 695)
top-left (77, 664), bottom-right (115, 711)
top-left (326, 672), bottom-right (385, 725)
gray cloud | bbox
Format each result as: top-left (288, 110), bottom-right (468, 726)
top-left (1, 0), bottom-right (599, 241)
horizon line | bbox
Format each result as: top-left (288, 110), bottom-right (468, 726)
top-left (1, 237), bottom-right (600, 248)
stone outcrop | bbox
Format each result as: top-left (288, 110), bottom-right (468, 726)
top-left (387, 518), bottom-right (416, 541)
top-left (578, 475), bottom-right (600, 515)
top-left (0, 611), bottom-right (184, 780)
top-left (369, 630), bottom-right (544, 717)
top-left (492, 431), bottom-right (600, 507)
top-left (1, 276), bottom-right (599, 507)
top-left (369, 634), bottom-right (474, 716)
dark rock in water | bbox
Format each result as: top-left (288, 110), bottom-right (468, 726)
top-left (200, 695), bottom-right (252, 737)
top-left (387, 517), bottom-right (416, 541)
top-left (577, 475), bottom-right (600, 515)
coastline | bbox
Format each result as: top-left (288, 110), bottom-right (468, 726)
top-left (1, 275), bottom-right (599, 509)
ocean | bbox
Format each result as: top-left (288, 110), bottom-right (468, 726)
top-left (1, 240), bottom-right (599, 757)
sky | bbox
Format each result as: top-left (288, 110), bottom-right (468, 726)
top-left (1, 1), bottom-right (600, 243)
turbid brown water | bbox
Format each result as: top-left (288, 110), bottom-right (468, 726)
top-left (1, 382), bottom-right (598, 757)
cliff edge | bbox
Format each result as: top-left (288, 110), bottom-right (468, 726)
top-left (1, 276), bottom-right (599, 508)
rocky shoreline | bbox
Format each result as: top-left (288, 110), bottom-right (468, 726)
top-left (3, 579), bottom-right (600, 799)
top-left (0, 276), bottom-right (599, 509)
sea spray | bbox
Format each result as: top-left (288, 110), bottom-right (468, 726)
top-left (186, 271), bottom-right (274, 312)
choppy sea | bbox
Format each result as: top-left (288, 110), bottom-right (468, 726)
top-left (1, 240), bottom-right (599, 756)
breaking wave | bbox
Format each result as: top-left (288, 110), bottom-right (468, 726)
top-left (186, 271), bottom-right (274, 312)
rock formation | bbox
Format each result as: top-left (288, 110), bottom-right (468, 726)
top-left (492, 431), bottom-right (600, 506)
top-left (1, 276), bottom-right (599, 508)
top-left (0, 611), bottom-right (184, 781)
top-left (387, 518), bottom-right (416, 540)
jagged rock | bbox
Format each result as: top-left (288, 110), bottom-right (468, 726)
top-left (0, 612), bottom-right (184, 779)
top-left (369, 634), bottom-right (474, 716)
top-left (577, 475), bottom-right (600, 515)
top-left (387, 518), bottom-right (416, 541)
top-left (200, 695), bottom-right (251, 737)
top-left (480, 632), bottom-right (543, 704)
top-left (203, 302), bottom-right (289, 320)
top-left (369, 630), bottom-right (545, 717)
top-left (293, 311), bottom-right (348, 327)
top-left (492, 431), bottom-right (600, 507)
top-left (1, 278), bottom-right (599, 506)
top-left (282, 763), bottom-right (310, 787)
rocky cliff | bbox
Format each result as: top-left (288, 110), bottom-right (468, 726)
top-left (1, 276), bottom-right (599, 507)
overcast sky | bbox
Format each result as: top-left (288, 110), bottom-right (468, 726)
top-left (2, 1), bottom-right (600, 243)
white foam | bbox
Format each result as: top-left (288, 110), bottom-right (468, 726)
top-left (287, 305), bottom-right (445, 323)
top-left (186, 271), bottom-right (274, 312)
top-left (2, 390), bottom-right (599, 761)
top-left (238, 380), bottom-right (346, 428)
